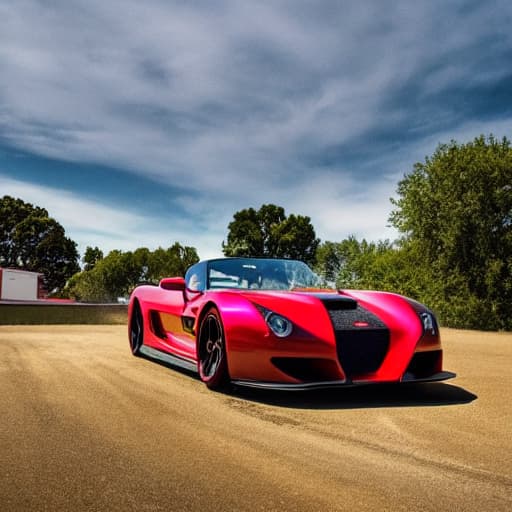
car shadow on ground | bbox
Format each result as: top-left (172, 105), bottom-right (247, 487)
top-left (229, 382), bottom-right (477, 410)
top-left (140, 354), bottom-right (477, 410)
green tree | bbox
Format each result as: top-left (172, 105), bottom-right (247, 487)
top-left (315, 237), bottom-right (396, 289)
top-left (315, 238), bottom-right (362, 287)
top-left (66, 243), bottom-right (199, 302)
top-left (390, 135), bottom-right (512, 329)
top-left (223, 204), bottom-right (320, 265)
top-left (83, 246), bottom-right (104, 271)
top-left (0, 195), bottom-right (80, 292)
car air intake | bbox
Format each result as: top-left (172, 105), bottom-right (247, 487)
top-left (326, 304), bottom-right (389, 378)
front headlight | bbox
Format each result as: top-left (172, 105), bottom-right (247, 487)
top-left (420, 312), bottom-right (436, 335)
top-left (265, 312), bottom-right (293, 338)
top-left (404, 297), bottom-right (439, 337)
top-left (254, 304), bottom-right (294, 338)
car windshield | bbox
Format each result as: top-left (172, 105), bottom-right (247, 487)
top-left (206, 258), bottom-right (323, 291)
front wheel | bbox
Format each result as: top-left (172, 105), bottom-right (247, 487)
top-left (198, 307), bottom-right (230, 391)
top-left (129, 301), bottom-right (144, 356)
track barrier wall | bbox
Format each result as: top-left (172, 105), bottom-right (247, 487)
top-left (0, 302), bottom-right (128, 325)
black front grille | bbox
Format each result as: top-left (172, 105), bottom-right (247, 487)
top-left (328, 306), bottom-right (386, 330)
top-left (327, 305), bottom-right (389, 378)
top-left (271, 357), bottom-right (340, 382)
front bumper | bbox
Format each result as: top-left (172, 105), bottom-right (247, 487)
top-left (231, 370), bottom-right (456, 391)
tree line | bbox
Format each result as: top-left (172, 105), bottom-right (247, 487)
top-left (65, 244), bottom-right (199, 302)
top-left (1, 135), bottom-right (510, 329)
top-left (0, 196), bottom-right (199, 302)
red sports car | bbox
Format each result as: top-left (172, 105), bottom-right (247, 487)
top-left (128, 257), bottom-right (455, 391)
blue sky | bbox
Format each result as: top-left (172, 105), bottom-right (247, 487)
top-left (1, 0), bottom-right (511, 260)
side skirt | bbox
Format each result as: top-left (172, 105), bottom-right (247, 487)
top-left (139, 345), bottom-right (198, 373)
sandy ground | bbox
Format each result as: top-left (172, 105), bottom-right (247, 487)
top-left (0, 325), bottom-right (510, 511)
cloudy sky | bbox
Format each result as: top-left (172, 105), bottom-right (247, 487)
top-left (1, 0), bottom-right (511, 260)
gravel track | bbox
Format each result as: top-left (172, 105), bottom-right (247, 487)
top-left (0, 325), bottom-right (510, 511)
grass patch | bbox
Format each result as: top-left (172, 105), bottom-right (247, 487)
top-left (0, 304), bottom-right (127, 325)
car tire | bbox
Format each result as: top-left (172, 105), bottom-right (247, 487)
top-left (198, 307), bottom-right (230, 391)
top-left (129, 301), bottom-right (144, 356)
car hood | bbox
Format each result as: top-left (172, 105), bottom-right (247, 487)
top-left (220, 288), bottom-right (358, 311)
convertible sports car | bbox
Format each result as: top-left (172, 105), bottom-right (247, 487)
top-left (128, 257), bottom-right (455, 391)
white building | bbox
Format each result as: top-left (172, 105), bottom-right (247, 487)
top-left (0, 268), bottom-right (45, 301)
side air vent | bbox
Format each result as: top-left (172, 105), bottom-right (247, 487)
top-left (149, 311), bottom-right (167, 340)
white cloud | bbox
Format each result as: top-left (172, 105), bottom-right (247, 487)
top-left (1, 0), bottom-right (511, 259)
top-left (280, 171), bottom-right (400, 243)
top-left (2, 0), bottom-right (508, 184)
top-left (0, 175), bottom-right (224, 260)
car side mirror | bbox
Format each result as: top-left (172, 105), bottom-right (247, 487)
top-left (159, 277), bottom-right (186, 291)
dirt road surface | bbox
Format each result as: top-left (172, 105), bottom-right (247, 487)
top-left (1, 325), bottom-right (510, 511)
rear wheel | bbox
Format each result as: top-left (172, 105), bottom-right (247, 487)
top-left (129, 301), bottom-right (144, 356)
top-left (198, 307), bottom-right (229, 390)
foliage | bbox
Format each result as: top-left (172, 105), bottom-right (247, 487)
top-left (0, 195), bottom-right (80, 292)
top-left (390, 135), bottom-right (512, 329)
top-left (66, 242), bottom-right (199, 302)
top-left (314, 136), bottom-right (512, 330)
top-left (223, 204), bottom-right (319, 265)
top-left (315, 238), bottom-right (424, 294)
top-left (83, 246), bottom-right (104, 271)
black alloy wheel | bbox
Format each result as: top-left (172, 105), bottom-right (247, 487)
top-left (198, 307), bottom-right (229, 390)
top-left (129, 302), bottom-right (144, 356)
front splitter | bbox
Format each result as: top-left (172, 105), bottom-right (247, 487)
top-left (232, 370), bottom-right (456, 391)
